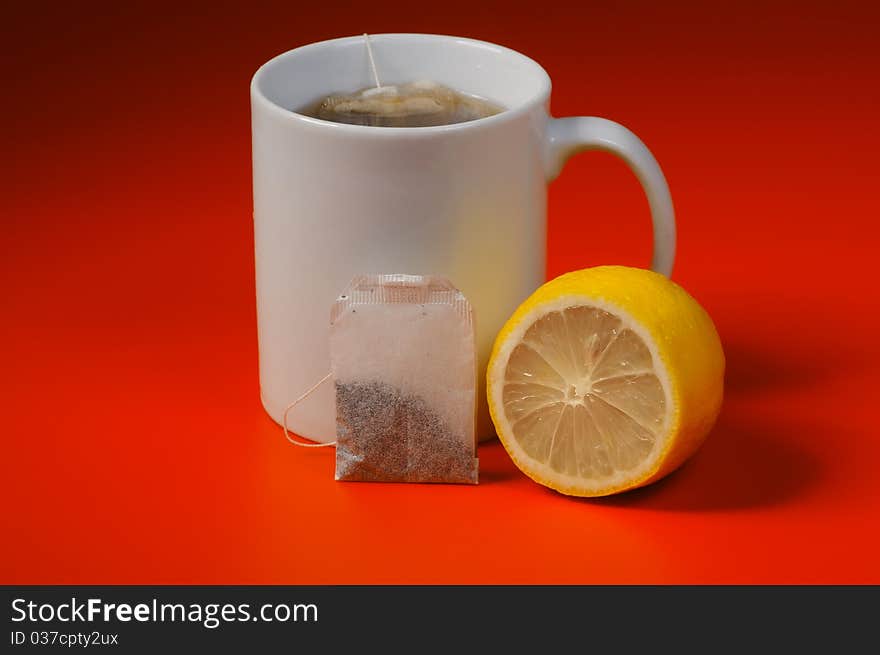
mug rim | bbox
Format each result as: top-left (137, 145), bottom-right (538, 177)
top-left (251, 33), bottom-right (553, 134)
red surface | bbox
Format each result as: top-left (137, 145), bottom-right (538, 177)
top-left (3, 1), bottom-right (880, 583)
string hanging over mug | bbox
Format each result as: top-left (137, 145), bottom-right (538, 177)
top-left (364, 32), bottom-right (382, 90)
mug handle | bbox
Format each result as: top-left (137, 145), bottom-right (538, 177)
top-left (546, 117), bottom-right (676, 276)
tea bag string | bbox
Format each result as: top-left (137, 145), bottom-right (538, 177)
top-left (364, 33), bottom-right (382, 89)
top-left (282, 372), bottom-right (336, 448)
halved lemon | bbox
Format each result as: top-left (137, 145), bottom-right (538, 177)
top-left (487, 266), bottom-right (724, 497)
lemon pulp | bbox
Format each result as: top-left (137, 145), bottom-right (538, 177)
top-left (503, 304), bottom-right (668, 482)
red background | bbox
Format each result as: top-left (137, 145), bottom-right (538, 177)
top-left (3, 1), bottom-right (879, 583)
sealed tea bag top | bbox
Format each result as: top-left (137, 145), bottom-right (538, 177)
top-left (310, 81), bottom-right (502, 127)
top-left (330, 274), bottom-right (478, 484)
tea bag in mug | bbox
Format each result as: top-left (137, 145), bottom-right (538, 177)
top-left (330, 274), bottom-right (478, 484)
top-left (309, 81), bottom-right (502, 127)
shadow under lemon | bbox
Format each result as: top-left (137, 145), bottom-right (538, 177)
top-left (591, 411), bottom-right (821, 511)
top-left (480, 333), bottom-right (829, 507)
top-left (480, 409), bottom-right (820, 509)
top-left (723, 338), bottom-right (835, 395)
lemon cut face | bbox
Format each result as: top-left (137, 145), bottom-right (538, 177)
top-left (487, 266), bottom-right (725, 498)
top-left (501, 303), bottom-right (670, 493)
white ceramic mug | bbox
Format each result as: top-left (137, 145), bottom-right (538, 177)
top-left (251, 33), bottom-right (675, 442)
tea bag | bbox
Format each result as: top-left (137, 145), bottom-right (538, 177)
top-left (312, 81), bottom-right (501, 127)
top-left (330, 274), bottom-right (478, 484)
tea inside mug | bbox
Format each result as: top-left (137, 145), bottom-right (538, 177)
top-left (298, 81), bottom-right (505, 127)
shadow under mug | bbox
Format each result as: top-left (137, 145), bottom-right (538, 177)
top-left (251, 33), bottom-right (675, 442)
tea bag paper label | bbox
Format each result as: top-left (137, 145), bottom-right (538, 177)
top-left (330, 274), bottom-right (478, 483)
